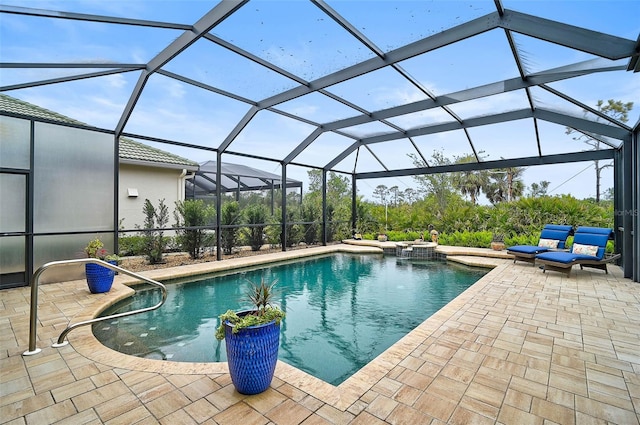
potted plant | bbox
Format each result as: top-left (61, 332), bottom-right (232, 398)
top-left (490, 232), bottom-right (506, 251)
top-left (84, 238), bottom-right (119, 293)
top-left (215, 279), bottom-right (285, 395)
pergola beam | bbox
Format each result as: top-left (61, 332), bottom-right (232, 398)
top-left (259, 12), bottom-right (500, 109)
top-left (1, 68), bottom-right (141, 92)
top-left (115, 0), bottom-right (248, 136)
top-left (217, 106), bottom-right (260, 153)
top-left (533, 109), bottom-right (630, 141)
top-left (325, 109), bottom-right (533, 169)
top-left (499, 10), bottom-right (636, 60)
top-left (0, 4), bottom-right (192, 30)
top-left (326, 107), bottom-right (630, 170)
top-left (320, 60), bottom-right (624, 133)
top-left (0, 63), bottom-right (145, 69)
top-left (356, 149), bottom-right (616, 179)
top-left (538, 84), bottom-right (632, 131)
top-left (284, 128), bottom-right (324, 164)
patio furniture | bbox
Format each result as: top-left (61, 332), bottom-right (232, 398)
top-left (535, 227), bottom-right (619, 277)
top-left (507, 224), bottom-right (574, 264)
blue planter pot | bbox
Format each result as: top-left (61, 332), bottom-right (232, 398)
top-left (224, 312), bottom-right (280, 395)
top-left (85, 262), bottom-right (115, 294)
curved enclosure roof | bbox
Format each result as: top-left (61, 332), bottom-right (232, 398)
top-left (1, 0), bottom-right (638, 188)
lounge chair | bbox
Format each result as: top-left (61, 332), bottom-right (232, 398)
top-left (535, 226), bottom-right (620, 277)
top-left (507, 224), bottom-right (574, 265)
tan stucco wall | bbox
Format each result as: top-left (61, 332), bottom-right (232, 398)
top-left (119, 164), bottom-right (189, 230)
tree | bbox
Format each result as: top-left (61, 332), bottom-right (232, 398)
top-left (174, 199), bottom-right (215, 259)
top-left (388, 186), bottom-right (400, 206)
top-left (300, 197), bottom-right (320, 244)
top-left (451, 153), bottom-right (489, 205)
top-left (279, 201), bottom-right (301, 246)
top-left (402, 188), bottom-right (418, 204)
top-left (566, 99), bottom-right (633, 202)
top-left (139, 198), bottom-right (169, 264)
top-left (408, 150), bottom-right (454, 212)
top-left (484, 166), bottom-right (525, 204)
top-left (528, 181), bottom-right (550, 198)
top-left (373, 184), bottom-right (388, 205)
top-left (307, 169), bottom-right (323, 193)
top-left (303, 170), bottom-right (352, 242)
top-left (354, 196), bottom-right (376, 234)
top-left (306, 169), bottom-right (350, 202)
top-left (220, 201), bottom-right (242, 255)
top-left (243, 204), bottom-right (269, 251)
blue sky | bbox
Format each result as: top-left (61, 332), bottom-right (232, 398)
top-left (1, 0), bottom-right (638, 202)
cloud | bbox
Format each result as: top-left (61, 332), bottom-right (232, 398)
top-left (104, 73), bottom-right (128, 89)
top-left (166, 80), bottom-right (186, 99)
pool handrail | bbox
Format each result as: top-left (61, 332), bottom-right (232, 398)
top-left (23, 258), bottom-right (167, 356)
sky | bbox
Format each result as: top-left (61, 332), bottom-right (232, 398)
top-left (1, 0), bottom-right (639, 203)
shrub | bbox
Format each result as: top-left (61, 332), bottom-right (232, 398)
top-left (264, 222), bottom-right (282, 247)
top-left (174, 199), bottom-right (215, 259)
top-left (300, 200), bottom-right (319, 244)
top-left (119, 235), bottom-right (175, 257)
top-left (384, 230), bottom-right (421, 242)
top-left (243, 204), bottom-right (269, 251)
top-left (503, 233), bottom-right (538, 247)
top-left (139, 199), bottom-right (169, 264)
top-left (118, 235), bottom-right (146, 256)
top-left (361, 194), bottom-right (615, 250)
top-left (221, 201), bottom-right (242, 255)
top-left (438, 231), bottom-right (493, 248)
top-left (270, 206), bottom-right (301, 247)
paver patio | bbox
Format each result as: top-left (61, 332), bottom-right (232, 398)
top-left (1, 244), bottom-right (639, 424)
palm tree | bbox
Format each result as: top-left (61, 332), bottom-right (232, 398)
top-left (485, 166), bottom-right (525, 204)
top-left (452, 154), bottom-right (489, 204)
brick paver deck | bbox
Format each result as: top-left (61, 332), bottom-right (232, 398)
top-left (1, 244), bottom-right (639, 424)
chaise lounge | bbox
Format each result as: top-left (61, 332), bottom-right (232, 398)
top-left (507, 224), bottom-right (574, 265)
top-left (535, 226), bottom-right (620, 277)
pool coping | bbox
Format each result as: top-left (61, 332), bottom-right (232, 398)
top-left (65, 243), bottom-right (506, 410)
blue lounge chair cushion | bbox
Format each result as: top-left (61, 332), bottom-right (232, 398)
top-left (508, 245), bottom-right (550, 255)
top-left (539, 224), bottom-right (574, 249)
top-left (535, 227), bottom-right (616, 276)
top-left (507, 224), bottom-right (573, 256)
top-left (571, 227), bottom-right (611, 261)
top-left (536, 251), bottom-right (599, 264)
top-left (536, 227), bottom-right (613, 264)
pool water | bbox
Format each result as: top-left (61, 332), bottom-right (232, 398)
top-left (94, 254), bottom-right (486, 385)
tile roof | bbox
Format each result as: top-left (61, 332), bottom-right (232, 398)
top-left (118, 137), bottom-right (198, 168)
top-left (0, 93), bottom-right (85, 126)
top-left (0, 94), bottom-right (198, 169)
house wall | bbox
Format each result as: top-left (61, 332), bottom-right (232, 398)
top-left (0, 116), bottom-right (117, 287)
top-left (119, 164), bottom-right (189, 231)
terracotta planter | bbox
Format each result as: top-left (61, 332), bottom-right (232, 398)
top-left (491, 241), bottom-right (506, 251)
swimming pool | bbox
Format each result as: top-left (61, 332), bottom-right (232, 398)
top-left (94, 254), bottom-right (487, 385)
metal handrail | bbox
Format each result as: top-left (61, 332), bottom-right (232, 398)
top-left (23, 258), bottom-right (167, 356)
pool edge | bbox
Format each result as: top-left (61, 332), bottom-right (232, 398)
top-left (67, 244), bottom-right (506, 410)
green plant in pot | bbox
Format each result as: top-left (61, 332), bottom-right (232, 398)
top-left (84, 238), bottom-right (119, 293)
top-left (215, 279), bottom-right (285, 395)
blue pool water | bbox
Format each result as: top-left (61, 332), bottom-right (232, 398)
top-left (94, 254), bottom-right (487, 385)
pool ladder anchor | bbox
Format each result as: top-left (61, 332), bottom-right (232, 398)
top-left (23, 258), bottom-right (167, 356)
